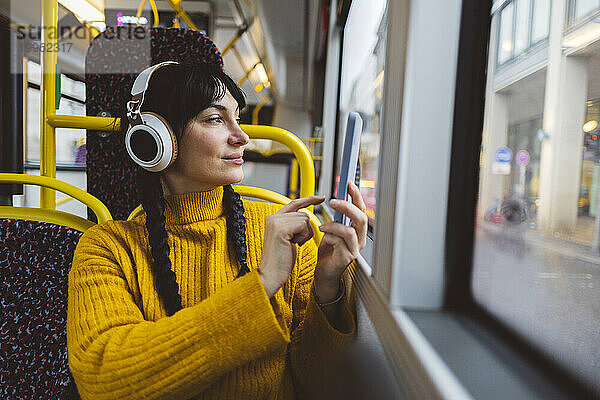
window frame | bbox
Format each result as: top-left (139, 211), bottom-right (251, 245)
top-left (444, 0), bottom-right (597, 397)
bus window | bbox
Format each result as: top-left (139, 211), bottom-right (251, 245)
top-left (336, 0), bottom-right (387, 229)
top-left (474, 0), bottom-right (600, 393)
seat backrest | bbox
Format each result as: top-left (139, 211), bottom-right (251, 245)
top-left (0, 219), bottom-right (82, 399)
top-left (85, 27), bottom-right (223, 220)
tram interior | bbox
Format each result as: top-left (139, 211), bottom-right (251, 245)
top-left (1, 0), bottom-right (599, 399)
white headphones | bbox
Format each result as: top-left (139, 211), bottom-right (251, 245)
top-left (125, 61), bottom-right (179, 172)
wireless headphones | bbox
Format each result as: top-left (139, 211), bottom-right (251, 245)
top-left (125, 61), bottom-right (179, 172)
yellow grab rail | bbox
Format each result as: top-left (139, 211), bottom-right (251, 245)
top-left (127, 185), bottom-right (323, 245)
top-left (40, 0), bottom-right (58, 209)
top-left (0, 173), bottom-right (112, 230)
top-left (47, 115), bottom-right (316, 207)
top-left (47, 114), bottom-right (122, 130)
top-left (0, 207), bottom-right (96, 233)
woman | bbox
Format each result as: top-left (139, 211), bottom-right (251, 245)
top-left (67, 61), bottom-right (368, 400)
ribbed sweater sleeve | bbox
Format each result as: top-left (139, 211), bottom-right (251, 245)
top-left (67, 224), bottom-right (290, 400)
top-left (288, 237), bottom-right (357, 398)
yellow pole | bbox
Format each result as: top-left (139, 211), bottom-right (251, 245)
top-left (237, 62), bottom-right (259, 87)
top-left (40, 0), bottom-right (58, 209)
top-left (252, 96), bottom-right (269, 125)
top-left (222, 24), bottom-right (249, 56)
top-left (289, 159), bottom-right (299, 199)
top-left (231, 46), bottom-right (246, 72)
top-left (165, 0), bottom-right (198, 31)
top-left (136, 0), bottom-right (147, 21)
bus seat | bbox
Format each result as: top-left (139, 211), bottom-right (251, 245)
top-left (0, 219), bottom-right (82, 399)
top-left (0, 174), bottom-right (111, 399)
top-left (85, 27), bottom-right (224, 220)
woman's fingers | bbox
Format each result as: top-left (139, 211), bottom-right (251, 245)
top-left (291, 214), bottom-right (314, 246)
top-left (278, 195), bottom-right (325, 214)
top-left (329, 197), bottom-right (368, 248)
top-left (267, 212), bottom-right (313, 245)
top-left (319, 222), bottom-right (360, 258)
top-left (348, 181), bottom-right (367, 213)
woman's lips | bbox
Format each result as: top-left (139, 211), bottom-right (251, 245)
top-left (223, 157), bottom-right (244, 165)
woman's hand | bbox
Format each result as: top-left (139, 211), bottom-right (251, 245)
top-left (314, 182), bottom-right (368, 303)
top-left (259, 196), bottom-right (326, 298)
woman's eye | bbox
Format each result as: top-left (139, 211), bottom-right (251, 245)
top-left (206, 116), bottom-right (223, 123)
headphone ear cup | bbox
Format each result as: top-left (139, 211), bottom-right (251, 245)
top-left (125, 112), bottom-right (178, 172)
top-left (143, 111), bottom-right (178, 163)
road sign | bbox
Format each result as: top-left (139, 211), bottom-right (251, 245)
top-left (492, 162), bottom-right (511, 175)
top-left (495, 147), bottom-right (512, 163)
top-left (516, 150), bottom-right (530, 166)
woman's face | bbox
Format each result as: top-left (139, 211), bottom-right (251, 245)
top-left (161, 89), bottom-right (249, 194)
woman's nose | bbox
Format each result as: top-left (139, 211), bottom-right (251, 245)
top-left (229, 123), bottom-right (250, 146)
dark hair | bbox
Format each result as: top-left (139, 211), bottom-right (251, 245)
top-left (132, 62), bottom-right (249, 316)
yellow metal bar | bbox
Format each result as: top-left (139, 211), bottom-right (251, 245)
top-left (47, 115), bottom-right (315, 204)
top-left (165, 0), bottom-right (198, 30)
top-left (231, 46), bottom-right (246, 71)
top-left (56, 195), bottom-right (74, 206)
top-left (0, 207), bottom-right (96, 232)
top-left (221, 31), bottom-right (243, 56)
top-left (240, 124), bottom-right (316, 206)
top-left (148, 0), bottom-right (159, 27)
top-left (127, 185), bottom-right (323, 244)
top-left (237, 62), bottom-right (259, 87)
top-left (0, 173), bottom-right (113, 223)
top-left (40, 0), bottom-right (58, 209)
top-left (252, 96), bottom-right (269, 125)
top-left (86, 23), bottom-right (101, 38)
top-left (136, 0), bottom-right (148, 21)
top-left (289, 159), bottom-right (299, 199)
top-left (47, 114), bottom-right (121, 131)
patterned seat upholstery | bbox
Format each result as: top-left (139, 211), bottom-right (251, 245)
top-left (0, 219), bottom-right (83, 399)
top-left (86, 27), bottom-right (224, 220)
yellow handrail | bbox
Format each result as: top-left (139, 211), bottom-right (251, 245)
top-left (127, 185), bottom-right (323, 244)
top-left (46, 115), bottom-right (316, 208)
top-left (0, 207), bottom-right (95, 232)
top-left (0, 173), bottom-right (112, 231)
top-left (40, 0), bottom-right (58, 209)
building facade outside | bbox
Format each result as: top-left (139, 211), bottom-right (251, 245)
top-left (480, 0), bottom-right (600, 246)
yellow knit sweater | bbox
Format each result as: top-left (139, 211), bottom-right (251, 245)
top-left (67, 185), bottom-right (356, 400)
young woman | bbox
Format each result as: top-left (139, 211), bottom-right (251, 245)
top-left (67, 61), bottom-right (368, 400)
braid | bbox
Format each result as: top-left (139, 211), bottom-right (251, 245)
top-left (140, 170), bottom-right (183, 316)
top-left (222, 185), bottom-right (250, 277)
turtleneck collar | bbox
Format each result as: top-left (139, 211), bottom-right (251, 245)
top-left (163, 185), bottom-right (224, 225)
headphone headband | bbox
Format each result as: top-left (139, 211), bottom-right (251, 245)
top-left (131, 61), bottom-right (179, 98)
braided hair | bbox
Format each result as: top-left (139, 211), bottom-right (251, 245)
top-left (129, 62), bottom-right (249, 316)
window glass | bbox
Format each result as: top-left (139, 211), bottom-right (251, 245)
top-left (61, 74), bottom-right (86, 102)
top-left (514, 0), bottom-right (531, 55)
top-left (56, 98), bottom-right (86, 165)
top-left (25, 62), bottom-right (86, 166)
top-left (574, 0), bottom-right (600, 20)
top-left (531, 0), bottom-right (551, 43)
top-left (474, 6), bottom-right (600, 393)
top-left (25, 87), bottom-right (41, 162)
top-left (498, 3), bottom-right (514, 64)
top-left (27, 59), bottom-right (40, 85)
top-left (337, 0), bottom-right (388, 226)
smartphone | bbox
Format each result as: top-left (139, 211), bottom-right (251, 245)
top-left (334, 112), bottom-right (363, 225)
